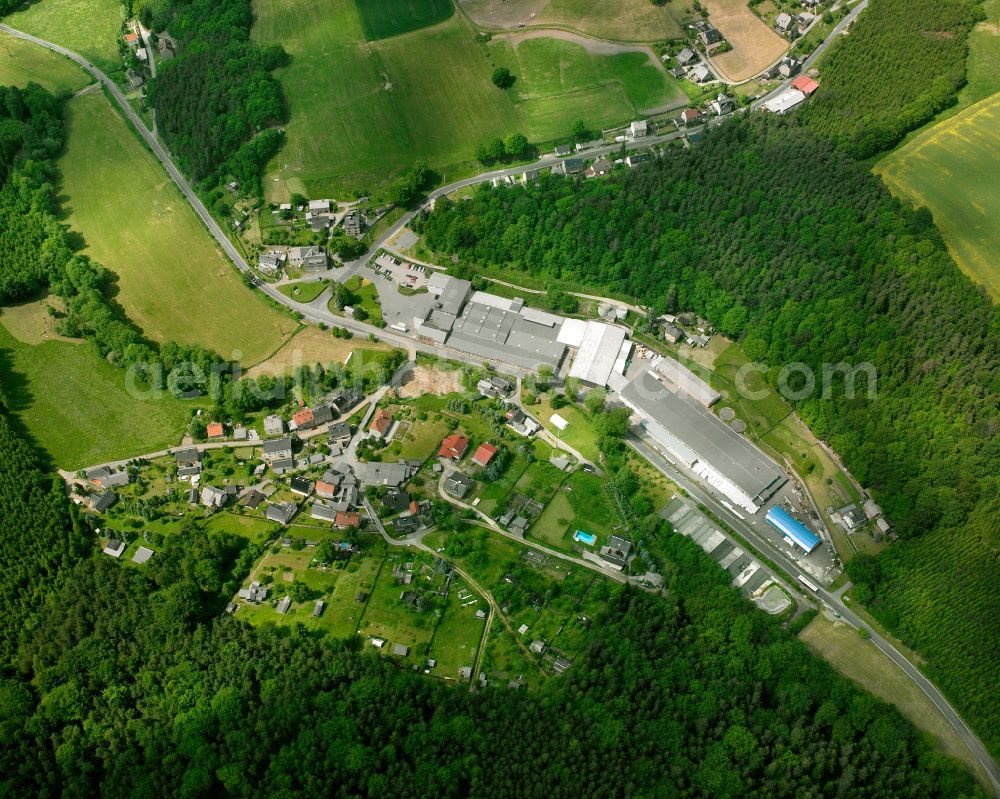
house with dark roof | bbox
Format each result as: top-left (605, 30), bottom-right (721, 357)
top-left (329, 388), bottom-right (362, 415)
top-left (175, 448), bottom-right (201, 468)
top-left (102, 539), bottom-right (126, 558)
top-left (266, 502), bottom-right (298, 525)
top-left (444, 472), bottom-right (475, 499)
top-left (200, 486), bottom-right (227, 509)
top-left (86, 466), bottom-right (130, 489)
top-left (91, 491), bottom-right (117, 513)
top-left (290, 477), bottom-right (314, 497)
top-left (288, 246), bottom-right (328, 271)
top-left (328, 421), bottom-right (351, 442)
top-left (262, 436), bottom-right (293, 462)
top-left (239, 489), bottom-right (266, 510)
top-left (311, 502), bottom-right (338, 522)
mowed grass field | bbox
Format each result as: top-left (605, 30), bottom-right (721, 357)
top-left (58, 91), bottom-right (297, 363)
top-left (459, 0), bottom-right (683, 42)
top-left (255, 0), bottom-right (519, 199)
top-left (701, 0), bottom-right (787, 82)
top-left (0, 321), bottom-right (194, 469)
top-left (355, 0), bottom-right (453, 40)
top-left (0, 31), bottom-right (92, 94)
top-left (253, 0), bottom-right (678, 198)
top-left (489, 35), bottom-right (683, 134)
top-left (874, 93), bottom-right (1000, 300)
top-left (3, 0), bottom-right (124, 73)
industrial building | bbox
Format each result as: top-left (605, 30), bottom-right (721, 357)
top-left (565, 321), bottom-right (632, 387)
top-left (764, 506), bottom-right (820, 554)
top-left (621, 368), bottom-right (787, 513)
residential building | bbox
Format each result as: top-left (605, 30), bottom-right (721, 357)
top-left (791, 74), bottom-right (820, 95)
top-left (329, 388), bottom-right (362, 415)
top-left (92, 491), bottom-right (117, 513)
top-left (688, 64), bottom-right (711, 83)
top-left (311, 502), bottom-right (338, 522)
top-left (625, 152), bottom-right (651, 168)
top-left (335, 511), bottom-right (361, 529)
top-left (238, 581), bottom-right (268, 602)
top-left (86, 466), bottom-right (130, 489)
top-left (438, 433), bottom-right (469, 461)
top-left (554, 144), bottom-right (572, 156)
top-left (676, 108), bottom-right (702, 128)
top-left (266, 502), bottom-right (298, 525)
top-left (709, 93), bottom-right (737, 116)
top-left (663, 324), bottom-right (684, 344)
top-left (698, 26), bottom-right (722, 46)
top-left (777, 56), bottom-right (801, 78)
top-left (675, 47), bottom-right (697, 65)
top-left (262, 436), bottom-right (293, 462)
top-left (264, 414), bottom-right (285, 436)
top-left (599, 535), bottom-right (633, 569)
top-left (288, 246), bottom-right (328, 271)
top-left (556, 158), bottom-right (586, 176)
top-left (776, 11), bottom-right (792, 31)
top-left (444, 472), bottom-right (475, 499)
top-left (200, 486), bottom-right (227, 510)
top-left (276, 596), bottom-right (292, 614)
top-left (102, 539), bottom-right (126, 558)
top-left (472, 443), bottom-right (498, 467)
top-left (175, 447), bottom-right (201, 469)
top-left (206, 421), bottom-right (224, 439)
top-left (292, 407), bottom-right (315, 430)
top-left (584, 156), bottom-right (613, 178)
top-left (290, 476), bottom-right (314, 496)
top-left (258, 250), bottom-right (286, 276)
top-left (369, 408), bottom-right (393, 439)
top-left (361, 460), bottom-right (416, 488)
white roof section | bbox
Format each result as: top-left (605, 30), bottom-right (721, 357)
top-left (469, 291), bottom-right (516, 311)
top-left (557, 318), bottom-right (589, 347)
top-left (568, 321), bottom-right (629, 386)
top-left (519, 306), bottom-right (563, 327)
top-left (764, 89), bottom-right (806, 114)
top-left (652, 356), bottom-right (721, 407)
top-left (550, 413), bottom-right (569, 431)
top-left (613, 340), bottom-right (633, 376)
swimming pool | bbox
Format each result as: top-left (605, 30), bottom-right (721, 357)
top-left (574, 530), bottom-right (596, 545)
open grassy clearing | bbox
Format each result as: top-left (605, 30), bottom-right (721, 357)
top-left (458, 0), bottom-right (683, 42)
top-left (355, 0), bottom-right (454, 40)
top-left (874, 93), bottom-right (1000, 301)
top-left (0, 31), bottom-right (92, 93)
top-left (425, 580), bottom-right (486, 678)
top-left (487, 35), bottom-right (683, 136)
top-left (245, 325), bottom-right (389, 377)
top-left (701, 0), bottom-right (787, 81)
top-left (3, 0), bottom-right (124, 74)
top-left (58, 91), bottom-right (296, 362)
top-left (531, 395), bottom-right (600, 463)
top-left (530, 469), bottom-right (620, 550)
top-left (799, 613), bottom-right (991, 790)
top-left (0, 323), bottom-right (194, 469)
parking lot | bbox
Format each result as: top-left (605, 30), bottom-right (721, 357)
top-left (373, 253), bottom-right (431, 290)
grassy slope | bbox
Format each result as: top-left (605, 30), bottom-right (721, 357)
top-left (487, 37), bottom-right (682, 140)
top-left (0, 323), bottom-right (194, 469)
top-left (356, 0), bottom-right (454, 40)
top-left (874, 2), bottom-right (1000, 299)
top-left (254, 0), bottom-right (681, 199)
top-left (58, 91), bottom-right (296, 363)
top-left (3, 0), bottom-right (123, 73)
top-left (255, 0), bottom-right (520, 200)
top-left (0, 31), bottom-right (92, 94)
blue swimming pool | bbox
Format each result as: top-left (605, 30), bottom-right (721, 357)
top-left (574, 530), bottom-right (596, 545)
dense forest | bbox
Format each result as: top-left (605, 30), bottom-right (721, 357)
top-left (144, 0), bottom-right (287, 193)
top-left (415, 115), bottom-right (1000, 753)
top-left (0, 425), bottom-right (983, 795)
top-left (796, 0), bottom-right (983, 157)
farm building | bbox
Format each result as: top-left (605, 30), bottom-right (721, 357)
top-left (765, 506), bottom-right (821, 554)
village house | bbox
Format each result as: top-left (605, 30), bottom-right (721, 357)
top-left (584, 156), bottom-right (613, 178)
top-left (335, 511), bottom-right (361, 529)
top-left (86, 465), bottom-right (130, 489)
top-left (675, 47), bottom-right (697, 66)
top-left (444, 472), bottom-right (475, 500)
top-left (288, 246), bottom-right (328, 271)
top-left (258, 250), bottom-right (286, 276)
top-left (369, 408), bottom-right (393, 440)
top-left (776, 11), bottom-right (792, 32)
top-left (266, 501), bottom-right (298, 525)
top-left (290, 476), bottom-right (314, 497)
top-left (200, 485), bottom-right (227, 510)
top-left (262, 436), bottom-right (293, 462)
top-left (688, 64), bottom-right (712, 83)
top-left (676, 108), bottom-right (702, 128)
top-left (628, 120), bottom-right (648, 139)
top-left (206, 421), bottom-right (224, 439)
top-left (709, 93), bottom-right (737, 116)
top-left (438, 433), bottom-right (469, 461)
top-left (263, 414), bottom-right (285, 436)
top-left (472, 443), bottom-right (498, 468)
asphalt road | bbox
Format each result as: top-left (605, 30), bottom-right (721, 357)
top-left (629, 434), bottom-right (1000, 795)
top-left (5, 13), bottom-right (998, 793)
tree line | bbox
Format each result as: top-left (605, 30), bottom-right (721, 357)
top-left (144, 0), bottom-right (287, 195)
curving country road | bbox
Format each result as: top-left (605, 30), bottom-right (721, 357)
top-left (3, 10), bottom-right (998, 793)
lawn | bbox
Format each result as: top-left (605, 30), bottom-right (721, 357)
top-left (487, 36), bottom-right (684, 140)
top-left (4, 0), bottom-right (124, 74)
top-left (340, 275), bottom-right (384, 325)
top-left (58, 91), bottom-right (297, 363)
top-left (394, 417), bottom-right (449, 461)
top-left (354, 0), bottom-right (453, 40)
top-left (278, 279), bottom-right (329, 303)
top-left (874, 92), bottom-right (1000, 300)
top-left (461, 0), bottom-right (683, 42)
top-left (0, 322), bottom-right (195, 469)
top-left (0, 31), bottom-right (92, 94)
top-left (531, 396), bottom-right (601, 463)
top-left (799, 613), bottom-right (992, 791)
top-left (356, 552), bottom-right (436, 661)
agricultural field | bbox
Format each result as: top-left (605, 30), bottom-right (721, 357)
top-left (874, 94), bottom-right (1000, 300)
top-left (701, 0), bottom-right (787, 81)
top-left (254, 0), bottom-right (682, 199)
top-left (800, 613), bottom-right (992, 790)
top-left (488, 34), bottom-right (685, 135)
top-left (0, 318), bottom-right (195, 469)
top-left (58, 91), bottom-right (297, 363)
top-left (355, 0), bottom-right (454, 40)
top-left (458, 0), bottom-right (683, 42)
top-left (0, 31), bottom-right (91, 94)
top-left (3, 0), bottom-right (124, 74)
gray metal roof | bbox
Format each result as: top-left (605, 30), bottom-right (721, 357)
top-left (622, 370), bottom-right (787, 506)
top-left (447, 302), bottom-right (566, 369)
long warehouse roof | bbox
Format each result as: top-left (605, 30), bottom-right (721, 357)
top-left (568, 321), bottom-right (628, 386)
top-left (621, 370), bottom-right (787, 506)
top-left (765, 506), bottom-right (820, 554)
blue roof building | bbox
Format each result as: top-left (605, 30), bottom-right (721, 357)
top-left (765, 506), bottom-right (821, 554)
